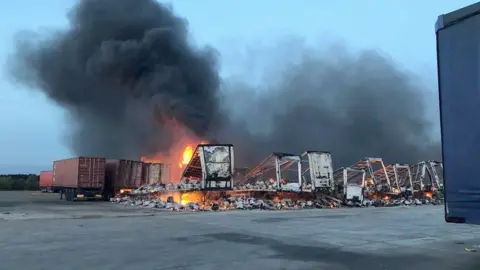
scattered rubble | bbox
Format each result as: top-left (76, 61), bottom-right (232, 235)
top-left (111, 187), bottom-right (443, 212)
top-left (234, 181), bottom-right (312, 192)
top-left (359, 197), bottom-right (444, 207)
top-left (111, 191), bottom-right (343, 211)
top-left (132, 179), bottom-right (202, 194)
top-left (234, 180), bottom-right (276, 191)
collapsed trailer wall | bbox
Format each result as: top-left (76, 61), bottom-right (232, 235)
top-left (436, 2), bottom-right (480, 224)
top-left (200, 145), bottom-right (234, 189)
top-left (301, 151), bottom-right (334, 191)
top-left (183, 144), bottom-right (235, 190)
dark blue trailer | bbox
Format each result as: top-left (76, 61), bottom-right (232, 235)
top-left (436, 1), bottom-right (480, 224)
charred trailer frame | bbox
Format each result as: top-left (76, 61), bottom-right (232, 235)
top-left (333, 167), bottom-right (366, 203)
top-left (428, 161), bottom-right (444, 190)
top-left (351, 157), bottom-right (391, 192)
top-left (392, 164), bottom-right (414, 195)
top-left (104, 159), bottom-right (144, 199)
top-left (372, 164), bottom-right (398, 194)
top-left (243, 152), bottom-right (302, 192)
top-left (300, 151), bottom-right (334, 192)
top-left (411, 161), bottom-right (444, 193)
top-left (53, 157), bottom-right (106, 201)
top-left (182, 144), bottom-right (235, 190)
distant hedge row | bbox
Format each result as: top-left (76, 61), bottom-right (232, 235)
top-left (0, 174), bottom-right (39, 190)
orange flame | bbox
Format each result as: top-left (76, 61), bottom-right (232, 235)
top-left (139, 118), bottom-right (208, 183)
top-left (179, 146), bottom-right (194, 168)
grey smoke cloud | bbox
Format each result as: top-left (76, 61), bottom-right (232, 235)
top-left (8, 0), bottom-right (441, 167)
top-left (217, 43), bottom-right (441, 167)
top-left (9, 0), bottom-right (220, 159)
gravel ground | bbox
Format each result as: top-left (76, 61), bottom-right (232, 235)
top-left (1, 191), bottom-right (480, 270)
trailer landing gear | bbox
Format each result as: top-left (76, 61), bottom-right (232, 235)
top-left (59, 188), bottom-right (77, 201)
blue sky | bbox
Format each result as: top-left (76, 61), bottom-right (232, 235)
top-left (0, 0), bottom-right (476, 173)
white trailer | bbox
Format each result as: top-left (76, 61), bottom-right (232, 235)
top-left (182, 144), bottom-right (235, 190)
top-left (333, 167), bottom-right (366, 203)
top-left (300, 151), bottom-right (334, 192)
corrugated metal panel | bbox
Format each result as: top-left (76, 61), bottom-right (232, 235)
top-left (143, 163), bottom-right (160, 185)
top-left (39, 170), bottom-right (53, 187)
top-left (107, 159), bottom-right (143, 189)
top-left (53, 157), bottom-right (105, 189)
top-left (78, 157), bottom-right (105, 188)
top-left (160, 164), bottom-right (171, 184)
top-left (308, 152), bottom-right (334, 189)
top-left (142, 163), bottom-right (172, 185)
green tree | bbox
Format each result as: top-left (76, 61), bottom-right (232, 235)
top-left (0, 176), bottom-right (13, 190)
top-left (24, 175), bottom-right (39, 190)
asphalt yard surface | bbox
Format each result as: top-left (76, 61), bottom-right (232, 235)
top-left (1, 191), bottom-right (480, 270)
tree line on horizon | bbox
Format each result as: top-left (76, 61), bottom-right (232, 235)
top-left (0, 174), bottom-right (39, 190)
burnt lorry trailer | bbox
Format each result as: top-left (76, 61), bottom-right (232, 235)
top-left (53, 157), bottom-right (106, 201)
top-left (182, 144), bottom-right (235, 190)
top-left (104, 160), bottom-right (171, 198)
top-left (104, 159), bottom-right (144, 199)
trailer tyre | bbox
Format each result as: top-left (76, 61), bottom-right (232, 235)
top-left (66, 189), bottom-right (72, 201)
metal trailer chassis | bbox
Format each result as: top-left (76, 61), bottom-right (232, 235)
top-left (58, 187), bottom-right (104, 201)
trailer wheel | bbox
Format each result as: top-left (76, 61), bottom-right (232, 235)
top-left (60, 190), bottom-right (64, 200)
top-left (68, 189), bottom-right (74, 201)
top-left (66, 189), bottom-right (72, 201)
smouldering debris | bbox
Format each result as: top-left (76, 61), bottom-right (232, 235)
top-left (132, 179), bottom-right (202, 194)
top-left (111, 184), bottom-right (443, 212)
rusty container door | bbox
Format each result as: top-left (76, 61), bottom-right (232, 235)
top-left (53, 158), bottom-right (80, 188)
top-left (160, 164), bottom-right (172, 184)
top-left (142, 163), bottom-right (162, 185)
top-left (108, 160), bottom-right (143, 189)
top-left (77, 157), bottom-right (106, 189)
top-left (129, 160), bottom-right (143, 188)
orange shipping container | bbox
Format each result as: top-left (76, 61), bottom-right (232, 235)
top-left (53, 157), bottom-right (106, 189)
top-left (39, 170), bottom-right (53, 188)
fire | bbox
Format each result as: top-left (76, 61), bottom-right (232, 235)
top-left (181, 191), bottom-right (203, 206)
top-left (178, 146), bottom-right (194, 168)
top-left (424, 192), bottom-right (433, 199)
top-left (366, 179), bottom-right (374, 186)
top-left (140, 119), bottom-right (208, 183)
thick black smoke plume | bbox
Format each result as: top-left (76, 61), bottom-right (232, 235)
top-left (218, 43), bottom-right (441, 166)
top-left (9, 0), bottom-right (441, 167)
top-left (9, 0), bottom-right (220, 159)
